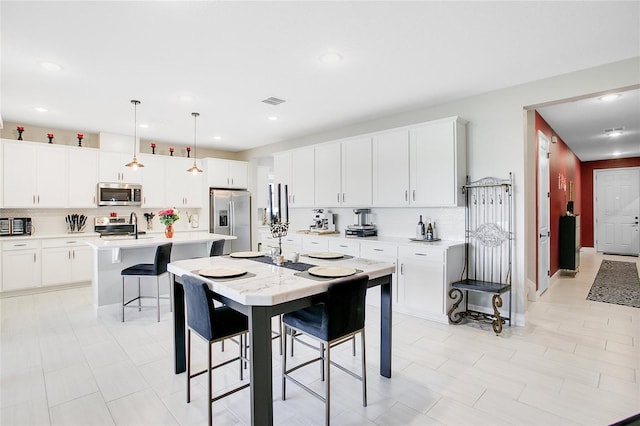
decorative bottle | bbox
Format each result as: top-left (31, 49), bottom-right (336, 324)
top-left (426, 218), bottom-right (434, 241)
top-left (416, 215), bottom-right (425, 240)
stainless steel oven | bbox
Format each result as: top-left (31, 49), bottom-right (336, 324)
top-left (97, 183), bottom-right (142, 206)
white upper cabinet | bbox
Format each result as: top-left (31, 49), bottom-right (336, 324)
top-left (315, 136), bottom-right (372, 207)
top-left (166, 157), bottom-right (203, 208)
top-left (274, 147), bottom-right (314, 207)
top-left (68, 147), bottom-right (99, 207)
top-left (206, 158), bottom-right (248, 189)
top-left (139, 154), bottom-right (166, 207)
top-left (98, 151), bottom-right (143, 184)
top-left (341, 136), bottom-right (372, 207)
top-left (314, 142), bottom-right (341, 206)
top-left (409, 117), bottom-right (467, 207)
top-left (2, 140), bottom-right (68, 208)
top-left (372, 129), bottom-right (410, 206)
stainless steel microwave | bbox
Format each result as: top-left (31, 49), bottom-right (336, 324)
top-left (97, 183), bottom-right (142, 206)
top-left (0, 217), bottom-right (32, 236)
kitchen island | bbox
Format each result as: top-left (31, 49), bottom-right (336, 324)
top-left (86, 231), bottom-right (236, 310)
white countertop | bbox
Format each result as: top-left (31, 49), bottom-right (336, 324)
top-left (86, 232), bottom-right (235, 250)
top-left (268, 231), bottom-right (464, 249)
top-left (168, 255), bottom-right (395, 306)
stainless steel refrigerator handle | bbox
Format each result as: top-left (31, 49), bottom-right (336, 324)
top-left (229, 200), bottom-right (234, 236)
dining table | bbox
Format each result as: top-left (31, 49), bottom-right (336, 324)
top-left (167, 252), bottom-right (396, 426)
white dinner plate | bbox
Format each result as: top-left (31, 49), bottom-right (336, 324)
top-left (307, 252), bottom-right (345, 259)
top-left (229, 251), bottom-right (264, 258)
top-left (198, 267), bottom-right (247, 278)
top-left (308, 266), bottom-right (356, 278)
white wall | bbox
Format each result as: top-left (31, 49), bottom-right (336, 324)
top-left (239, 57), bottom-right (640, 324)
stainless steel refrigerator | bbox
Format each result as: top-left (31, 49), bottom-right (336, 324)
top-left (209, 189), bottom-right (251, 254)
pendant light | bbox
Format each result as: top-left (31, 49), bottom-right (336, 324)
top-left (186, 112), bottom-right (203, 175)
top-left (125, 99), bottom-right (144, 170)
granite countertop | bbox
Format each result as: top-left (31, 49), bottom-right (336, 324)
top-left (86, 232), bottom-right (236, 250)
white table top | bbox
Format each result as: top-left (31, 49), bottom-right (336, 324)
top-left (168, 254), bottom-right (395, 306)
top-left (86, 232), bottom-right (235, 250)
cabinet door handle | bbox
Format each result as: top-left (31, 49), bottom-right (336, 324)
top-left (14, 243), bottom-right (27, 247)
top-left (415, 253), bottom-right (427, 256)
top-left (231, 178), bottom-right (234, 185)
top-left (342, 193), bottom-right (345, 202)
top-left (37, 195), bottom-right (40, 204)
top-left (93, 195), bottom-right (96, 204)
top-left (400, 264), bottom-right (404, 275)
top-left (405, 190), bottom-right (408, 201)
top-left (69, 251), bottom-right (71, 260)
top-left (33, 253), bottom-right (36, 262)
top-left (311, 242), bottom-right (319, 245)
top-left (33, 195), bottom-right (36, 204)
top-left (67, 241), bottom-right (77, 244)
top-left (413, 190), bottom-right (416, 201)
top-left (73, 250), bottom-right (75, 259)
top-left (373, 248), bottom-right (384, 252)
top-left (339, 245), bottom-right (348, 248)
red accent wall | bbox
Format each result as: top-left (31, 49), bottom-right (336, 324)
top-left (580, 157), bottom-right (640, 247)
top-left (535, 112), bottom-right (581, 278)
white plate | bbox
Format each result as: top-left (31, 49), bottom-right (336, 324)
top-left (307, 252), bottom-right (345, 259)
top-left (308, 266), bottom-right (356, 278)
top-left (198, 267), bottom-right (247, 278)
top-left (229, 251), bottom-right (264, 258)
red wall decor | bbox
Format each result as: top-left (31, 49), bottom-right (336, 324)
top-left (535, 112), bottom-right (581, 278)
top-left (580, 157), bottom-right (640, 248)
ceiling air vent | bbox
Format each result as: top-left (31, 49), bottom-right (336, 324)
top-left (261, 97), bottom-right (286, 106)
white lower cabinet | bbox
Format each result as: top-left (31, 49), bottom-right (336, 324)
top-left (302, 236), bottom-right (330, 252)
top-left (1, 240), bottom-right (41, 291)
top-left (328, 239), bottom-right (360, 257)
top-left (396, 244), bottom-right (464, 323)
top-left (41, 239), bottom-right (93, 286)
top-left (360, 242), bottom-right (398, 307)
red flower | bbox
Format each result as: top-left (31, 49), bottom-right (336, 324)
top-left (17, 126), bottom-right (24, 131)
top-left (169, 147), bottom-right (174, 152)
top-left (151, 143), bottom-right (156, 148)
top-left (186, 146), bottom-right (191, 151)
top-left (47, 133), bottom-right (54, 138)
top-left (77, 133), bottom-right (83, 139)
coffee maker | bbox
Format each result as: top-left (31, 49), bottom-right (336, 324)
top-left (310, 209), bottom-right (336, 233)
top-left (345, 208), bottom-right (377, 237)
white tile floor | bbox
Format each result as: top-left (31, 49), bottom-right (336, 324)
top-left (1, 251), bottom-right (638, 425)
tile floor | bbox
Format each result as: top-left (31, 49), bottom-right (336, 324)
top-left (1, 250), bottom-right (638, 425)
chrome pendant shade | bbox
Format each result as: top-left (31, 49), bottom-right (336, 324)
top-left (125, 99), bottom-right (144, 170)
top-left (187, 112), bottom-right (203, 175)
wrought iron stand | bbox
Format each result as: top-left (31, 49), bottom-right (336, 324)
top-left (448, 173), bottom-right (513, 335)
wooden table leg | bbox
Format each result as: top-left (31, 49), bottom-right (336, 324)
top-left (248, 305), bottom-right (274, 426)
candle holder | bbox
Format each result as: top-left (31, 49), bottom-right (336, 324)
top-left (150, 143), bottom-right (156, 154)
top-left (17, 126), bottom-right (24, 140)
top-left (47, 133), bottom-right (54, 143)
top-left (77, 133), bottom-right (83, 147)
top-left (269, 220), bottom-right (289, 259)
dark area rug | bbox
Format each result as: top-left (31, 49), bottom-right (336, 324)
top-left (587, 260), bottom-right (640, 308)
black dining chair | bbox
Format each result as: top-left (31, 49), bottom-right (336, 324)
top-left (121, 243), bottom-right (172, 322)
top-left (182, 274), bottom-right (249, 425)
top-left (209, 239), bottom-right (225, 257)
top-left (282, 274), bottom-right (369, 425)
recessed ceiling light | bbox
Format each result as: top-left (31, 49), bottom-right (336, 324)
top-left (268, 116), bottom-right (278, 121)
top-left (139, 124), bottom-right (149, 129)
top-left (34, 106), bottom-right (48, 112)
top-left (598, 93), bottom-right (621, 102)
top-left (612, 151), bottom-right (621, 156)
top-left (213, 136), bottom-right (221, 140)
top-left (319, 51), bottom-right (343, 65)
top-left (39, 61), bottom-right (63, 72)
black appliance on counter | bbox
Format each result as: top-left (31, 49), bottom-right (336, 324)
top-left (0, 217), bottom-right (32, 236)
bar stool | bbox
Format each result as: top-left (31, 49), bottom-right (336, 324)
top-left (282, 274), bottom-right (369, 425)
top-left (183, 274), bottom-right (249, 425)
top-left (121, 243), bottom-right (172, 322)
top-left (209, 239), bottom-right (225, 256)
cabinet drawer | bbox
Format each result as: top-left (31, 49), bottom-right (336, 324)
top-left (398, 245), bottom-right (444, 261)
top-left (328, 239), bottom-right (360, 257)
top-left (42, 238), bottom-right (91, 249)
top-left (2, 240), bottom-right (40, 251)
top-left (303, 237), bottom-right (329, 252)
top-left (360, 243), bottom-right (398, 259)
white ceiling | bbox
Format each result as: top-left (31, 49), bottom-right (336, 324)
top-left (537, 88), bottom-right (640, 162)
top-left (1, 1), bottom-right (639, 155)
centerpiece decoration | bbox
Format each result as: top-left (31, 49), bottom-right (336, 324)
top-left (268, 183), bottom-right (289, 263)
top-left (150, 142), bottom-right (156, 154)
top-left (17, 126), bottom-right (24, 140)
top-left (158, 208), bottom-right (179, 238)
top-left (77, 133), bottom-right (84, 147)
top-left (47, 133), bottom-right (54, 143)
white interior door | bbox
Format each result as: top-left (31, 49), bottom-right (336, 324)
top-left (595, 168), bottom-right (640, 255)
top-left (537, 131), bottom-right (550, 294)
